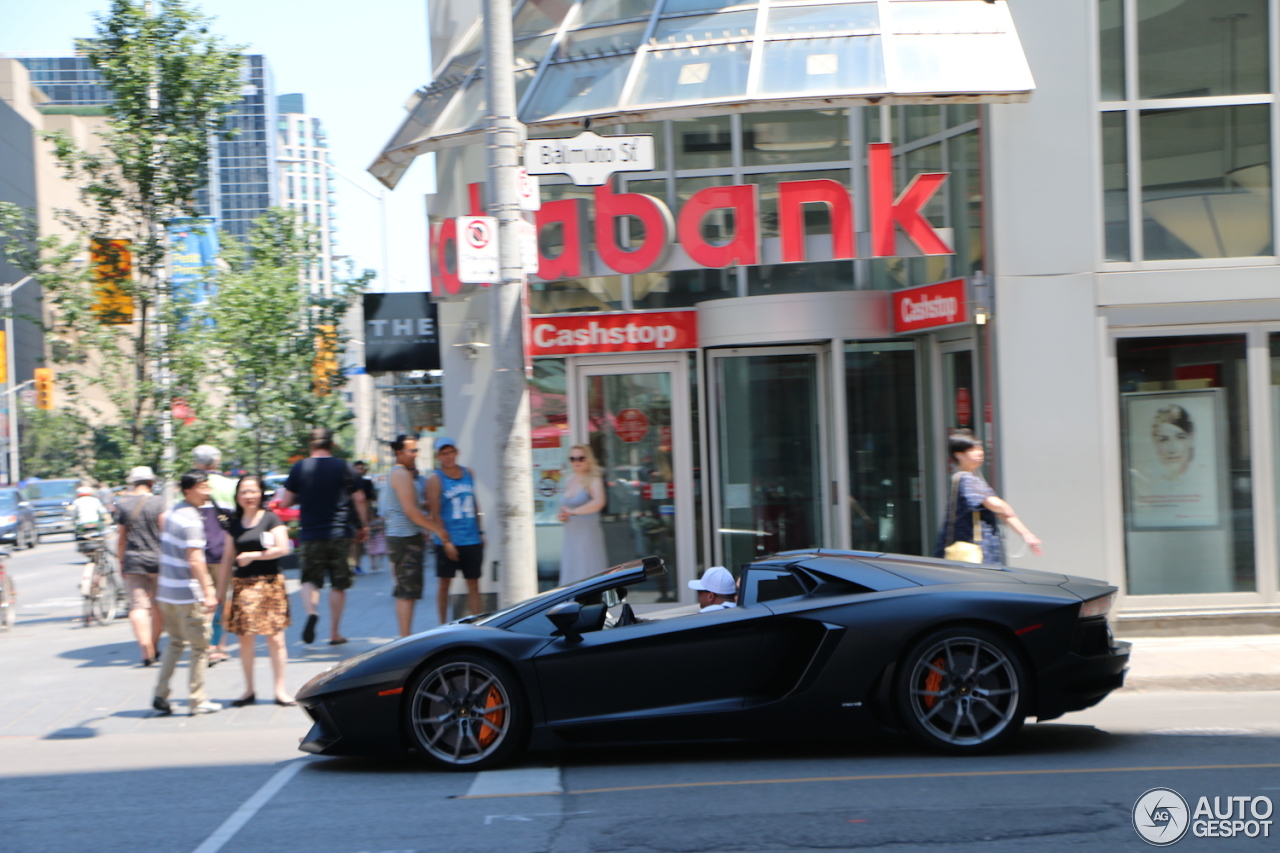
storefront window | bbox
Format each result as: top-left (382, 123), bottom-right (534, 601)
top-left (748, 261), bottom-right (853, 296)
top-left (1102, 111), bottom-right (1130, 261)
top-left (1270, 334), bottom-right (1280, 581)
top-left (1098, 0), bottom-right (1124, 101)
top-left (530, 359), bottom-right (569, 588)
top-left (845, 341), bottom-right (922, 555)
top-left (1117, 334), bottom-right (1254, 595)
top-left (672, 115), bottom-right (733, 169)
top-left (948, 129), bottom-right (983, 276)
top-left (632, 268), bottom-right (737, 309)
top-left (621, 122), bottom-right (667, 171)
top-left (743, 111), bottom-right (849, 167)
top-left (1140, 104), bottom-right (1272, 260)
top-left (1137, 0), bottom-right (1268, 100)
top-left (587, 371), bottom-right (679, 602)
top-left (529, 277), bottom-right (624, 313)
top-left (715, 351), bottom-right (824, 571)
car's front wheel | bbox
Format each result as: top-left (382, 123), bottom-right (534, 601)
top-left (896, 626), bottom-right (1029, 754)
top-left (403, 654), bottom-right (527, 771)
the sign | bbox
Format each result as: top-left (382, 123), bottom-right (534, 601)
top-left (523, 132), bottom-right (655, 186)
top-left (892, 278), bottom-right (968, 334)
top-left (528, 310), bottom-right (697, 356)
top-left (517, 168), bottom-right (541, 211)
top-left (518, 220), bottom-right (539, 274)
top-left (90, 238), bottom-right (133, 324)
top-left (363, 293), bottom-right (441, 372)
top-left (956, 388), bottom-right (971, 427)
top-left (457, 215), bottom-right (498, 283)
top-left (433, 146), bottom-right (951, 292)
top-left (168, 218), bottom-right (219, 310)
top-left (615, 408), bottom-right (649, 443)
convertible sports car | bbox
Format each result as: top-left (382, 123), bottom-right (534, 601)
top-left (296, 550), bottom-right (1129, 769)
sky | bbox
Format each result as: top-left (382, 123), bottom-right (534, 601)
top-left (1, 0), bottom-right (437, 293)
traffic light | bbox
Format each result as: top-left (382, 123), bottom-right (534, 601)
top-left (33, 368), bottom-right (54, 410)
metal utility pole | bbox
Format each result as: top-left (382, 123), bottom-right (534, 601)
top-left (482, 0), bottom-right (537, 607)
top-left (3, 276), bottom-right (33, 485)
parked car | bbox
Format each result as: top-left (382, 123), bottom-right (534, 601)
top-left (21, 478), bottom-right (82, 540)
top-left (263, 473), bottom-right (300, 526)
top-left (0, 488), bottom-right (37, 550)
top-left (296, 550), bottom-right (1129, 769)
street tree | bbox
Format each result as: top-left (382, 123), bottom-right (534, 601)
top-left (209, 209), bottom-right (369, 473)
top-left (0, 0), bottom-right (244, 478)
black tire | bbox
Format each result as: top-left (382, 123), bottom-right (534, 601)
top-left (89, 564), bottom-right (119, 626)
top-left (896, 626), bottom-right (1029, 755)
top-left (403, 653), bottom-right (527, 771)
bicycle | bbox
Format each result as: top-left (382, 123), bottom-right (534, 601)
top-left (0, 547), bottom-right (14, 631)
top-left (79, 528), bottom-right (123, 627)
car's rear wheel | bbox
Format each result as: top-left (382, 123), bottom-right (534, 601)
top-left (404, 654), bottom-right (526, 771)
top-left (896, 626), bottom-right (1028, 754)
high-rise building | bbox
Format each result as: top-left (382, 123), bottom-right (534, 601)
top-left (276, 93), bottom-right (338, 295)
top-left (18, 54), bottom-right (279, 240)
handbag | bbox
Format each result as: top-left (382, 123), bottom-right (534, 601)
top-left (943, 472), bottom-right (984, 563)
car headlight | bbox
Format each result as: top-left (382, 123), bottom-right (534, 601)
top-left (0, 516), bottom-right (15, 525)
top-left (1079, 593), bottom-right (1115, 619)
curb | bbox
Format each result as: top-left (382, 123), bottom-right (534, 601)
top-left (1122, 674), bottom-right (1280, 692)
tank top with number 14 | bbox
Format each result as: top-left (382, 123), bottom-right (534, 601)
top-left (437, 467), bottom-right (482, 547)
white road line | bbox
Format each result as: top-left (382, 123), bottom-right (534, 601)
top-left (190, 759), bottom-right (306, 853)
top-left (467, 766), bottom-right (563, 798)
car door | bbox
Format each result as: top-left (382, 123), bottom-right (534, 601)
top-left (532, 604), bottom-right (771, 740)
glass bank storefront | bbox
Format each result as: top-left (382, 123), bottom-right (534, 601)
top-left (375, 0), bottom-right (1032, 600)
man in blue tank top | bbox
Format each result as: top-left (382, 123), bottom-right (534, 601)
top-left (426, 436), bottom-right (483, 624)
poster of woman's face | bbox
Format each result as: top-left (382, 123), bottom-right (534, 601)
top-left (1123, 389), bottom-right (1224, 529)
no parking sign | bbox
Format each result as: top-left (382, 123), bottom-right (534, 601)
top-left (457, 215), bottom-right (499, 283)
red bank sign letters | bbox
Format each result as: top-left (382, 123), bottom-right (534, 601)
top-left (529, 311), bottom-right (698, 356)
top-left (433, 143), bottom-right (952, 295)
top-left (892, 278), bottom-right (968, 334)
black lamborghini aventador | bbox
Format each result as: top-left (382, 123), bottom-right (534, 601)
top-left (296, 550), bottom-right (1129, 769)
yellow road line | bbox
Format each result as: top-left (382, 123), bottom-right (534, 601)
top-left (453, 762), bottom-right (1280, 799)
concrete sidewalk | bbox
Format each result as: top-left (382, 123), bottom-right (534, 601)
top-left (1121, 634), bottom-right (1280, 691)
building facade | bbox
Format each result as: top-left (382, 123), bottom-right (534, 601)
top-left (19, 53), bottom-right (280, 240)
top-left (276, 93), bottom-right (339, 295)
top-left (377, 0), bottom-right (1280, 628)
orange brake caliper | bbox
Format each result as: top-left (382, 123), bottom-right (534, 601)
top-left (477, 686), bottom-right (506, 747)
top-left (923, 657), bottom-right (946, 709)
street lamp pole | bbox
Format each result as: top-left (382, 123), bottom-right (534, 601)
top-left (482, 0), bottom-right (538, 607)
top-left (3, 275), bottom-right (33, 486)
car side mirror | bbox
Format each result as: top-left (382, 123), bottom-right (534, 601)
top-left (547, 601), bottom-right (583, 643)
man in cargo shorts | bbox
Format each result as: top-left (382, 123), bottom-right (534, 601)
top-left (383, 435), bottom-right (448, 635)
top-left (278, 428), bottom-right (370, 645)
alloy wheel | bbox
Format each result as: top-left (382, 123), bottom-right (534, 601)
top-left (409, 660), bottom-right (513, 766)
top-left (906, 635), bottom-right (1020, 747)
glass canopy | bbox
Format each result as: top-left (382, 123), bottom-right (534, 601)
top-left (371, 0), bottom-right (1033, 187)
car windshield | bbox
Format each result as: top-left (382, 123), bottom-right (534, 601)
top-left (472, 560), bottom-right (650, 626)
top-left (24, 480), bottom-right (78, 500)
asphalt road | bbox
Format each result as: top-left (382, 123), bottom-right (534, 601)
top-left (1, 539), bottom-right (1277, 853)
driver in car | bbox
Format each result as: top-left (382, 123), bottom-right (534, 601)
top-left (689, 566), bottom-right (737, 612)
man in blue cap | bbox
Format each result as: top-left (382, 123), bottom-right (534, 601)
top-left (426, 436), bottom-right (484, 623)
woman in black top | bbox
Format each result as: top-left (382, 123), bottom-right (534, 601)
top-left (218, 475), bottom-right (293, 706)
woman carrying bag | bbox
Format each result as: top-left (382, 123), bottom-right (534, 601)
top-left (933, 430), bottom-right (1042, 565)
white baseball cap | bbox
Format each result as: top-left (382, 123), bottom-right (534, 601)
top-left (688, 566), bottom-right (736, 596)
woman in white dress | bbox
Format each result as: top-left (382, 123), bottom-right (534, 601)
top-left (557, 444), bottom-right (608, 585)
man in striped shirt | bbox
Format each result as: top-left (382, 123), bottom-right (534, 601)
top-left (152, 470), bottom-right (221, 716)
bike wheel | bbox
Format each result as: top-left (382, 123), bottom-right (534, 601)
top-left (0, 571), bottom-right (15, 630)
top-left (91, 566), bottom-right (119, 626)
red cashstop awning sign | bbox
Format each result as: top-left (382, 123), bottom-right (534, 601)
top-left (892, 278), bottom-right (969, 334)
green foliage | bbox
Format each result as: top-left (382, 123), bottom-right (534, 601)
top-left (17, 406), bottom-right (93, 479)
top-left (0, 1), bottom-right (246, 480)
top-left (209, 209), bottom-right (369, 474)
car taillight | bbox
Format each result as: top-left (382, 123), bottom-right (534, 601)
top-left (1079, 593), bottom-right (1115, 619)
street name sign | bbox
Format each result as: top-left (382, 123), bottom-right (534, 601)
top-left (523, 132), bottom-right (655, 186)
